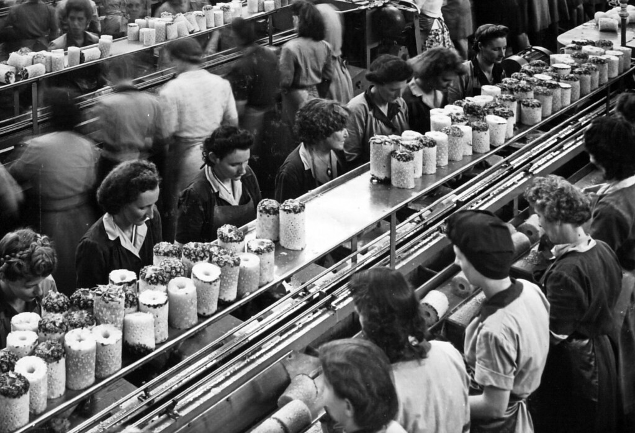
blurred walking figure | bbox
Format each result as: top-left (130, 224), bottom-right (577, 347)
top-left (159, 38), bottom-right (238, 241)
top-left (93, 56), bottom-right (168, 185)
top-left (279, 0), bottom-right (333, 128)
top-left (10, 89), bottom-right (98, 295)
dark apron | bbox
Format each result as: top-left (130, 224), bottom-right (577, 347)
top-left (211, 195), bottom-right (256, 239)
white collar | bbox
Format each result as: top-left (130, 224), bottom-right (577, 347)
top-left (408, 78), bottom-right (442, 109)
top-left (551, 233), bottom-right (596, 258)
top-left (597, 175), bottom-right (635, 196)
top-left (205, 165), bottom-right (242, 206)
top-left (298, 143), bottom-right (338, 183)
top-left (103, 213), bottom-right (147, 258)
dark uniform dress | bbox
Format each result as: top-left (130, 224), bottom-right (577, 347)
top-left (589, 178), bottom-right (635, 429)
top-left (536, 238), bottom-right (622, 432)
top-left (75, 209), bottom-right (162, 288)
top-left (175, 166), bottom-right (261, 244)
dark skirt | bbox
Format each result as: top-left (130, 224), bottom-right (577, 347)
top-left (534, 334), bottom-right (618, 432)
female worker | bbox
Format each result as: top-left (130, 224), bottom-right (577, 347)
top-left (275, 99), bottom-right (349, 202)
top-left (318, 339), bottom-right (406, 433)
top-left (176, 126), bottom-right (261, 244)
top-left (343, 55), bottom-right (411, 170)
top-left (9, 89), bottom-right (97, 295)
top-left (76, 160), bottom-right (162, 288)
top-left (403, 47), bottom-right (466, 134)
top-left (349, 267), bottom-right (470, 432)
top-left (525, 175), bottom-right (622, 432)
top-left (446, 210), bottom-right (549, 432)
top-left (0, 229), bottom-right (57, 349)
top-left (448, 24), bottom-right (508, 102)
top-left (584, 116), bottom-right (635, 430)
top-left (279, 0), bottom-right (333, 128)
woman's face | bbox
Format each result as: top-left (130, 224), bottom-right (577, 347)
top-left (588, 153), bottom-right (607, 178)
top-left (431, 70), bottom-right (458, 91)
top-left (324, 128), bottom-right (349, 152)
top-left (321, 377), bottom-right (353, 432)
top-left (211, 149), bottom-right (250, 182)
top-left (535, 210), bottom-right (562, 244)
top-left (293, 14), bottom-right (299, 30)
top-left (479, 37), bottom-right (507, 65)
top-left (453, 246), bottom-right (479, 284)
top-left (3, 275), bottom-right (46, 302)
top-left (375, 80), bottom-right (407, 104)
top-left (117, 186), bottom-right (160, 227)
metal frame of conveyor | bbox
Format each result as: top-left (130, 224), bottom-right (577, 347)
top-left (15, 61), bottom-right (633, 432)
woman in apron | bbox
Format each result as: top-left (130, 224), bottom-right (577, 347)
top-left (583, 116), bottom-right (634, 430)
top-left (525, 175), bottom-right (622, 433)
top-left (448, 24), bottom-right (508, 103)
top-left (175, 126), bottom-right (261, 245)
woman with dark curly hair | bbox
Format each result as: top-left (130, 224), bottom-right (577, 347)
top-left (279, 0), bottom-right (333, 127)
top-left (176, 126), bottom-right (261, 244)
top-left (274, 99), bottom-right (349, 202)
top-left (343, 55), bottom-right (412, 169)
top-left (75, 160), bottom-right (162, 288)
top-left (525, 175), bottom-right (622, 433)
top-left (349, 267), bottom-right (470, 432)
top-left (318, 338), bottom-right (405, 433)
top-left (403, 47), bottom-right (466, 134)
top-left (0, 228), bottom-right (57, 349)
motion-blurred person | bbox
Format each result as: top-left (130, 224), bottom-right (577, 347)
top-left (95, 0), bottom-right (126, 37)
top-left (279, 0), bottom-right (333, 127)
top-left (0, 164), bottom-right (23, 239)
top-left (584, 116), bottom-right (635, 430)
top-left (50, 0), bottom-right (99, 49)
top-left (159, 38), bottom-right (238, 242)
top-left (343, 54), bottom-right (411, 169)
top-left (349, 267), bottom-right (470, 432)
top-left (415, 0), bottom-right (453, 52)
top-left (93, 56), bottom-right (168, 185)
top-left (525, 175), bottom-right (622, 432)
top-left (315, 1), bottom-right (353, 104)
top-left (0, 228), bottom-right (57, 349)
top-left (10, 89), bottom-right (97, 295)
top-left (448, 24), bottom-right (508, 102)
top-left (318, 339), bottom-right (406, 433)
top-left (226, 18), bottom-right (279, 194)
top-left (76, 160), bottom-right (161, 288)
top-left (615, 92), bottom-right (634, 124)
top-left (403, 47), bottom-right (465, 134)
top-left (441, 0), bottom-right (472, 59)
top-left (153, 0), bottom-right (189, 17)
top-left (0, 0), bottom-right (58, 52)
top-left (176, 127), bottom-right (260, 244)
top-left (125, 0), bottom-right (151, 24)
top-left (446, 210), bottom-right (549, 432)
top-left (56, 0), bottom-right (101, 36)
top-left (275, 99), bottom-right (349, 202)
top-left (50, 0), bottom-right (105, 94)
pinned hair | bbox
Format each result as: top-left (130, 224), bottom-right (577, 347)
top-left (0, 229), bottom-right (57, 282)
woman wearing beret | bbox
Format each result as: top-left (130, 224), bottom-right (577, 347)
top-left (343, 55), bottom-right (411, 170)
top-left (76, 160), bottom-right (162, 288)
top-left (525, 175), bottom-right (622, 432)
top-left (446, 210), bottom-right (549, 432)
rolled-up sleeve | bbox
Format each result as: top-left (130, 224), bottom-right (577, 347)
top-left (474, 328), bottom-right (517, 391)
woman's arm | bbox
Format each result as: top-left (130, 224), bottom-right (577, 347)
top-left (279, 45), bottom-right (295, 90)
